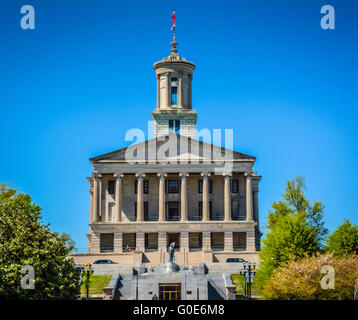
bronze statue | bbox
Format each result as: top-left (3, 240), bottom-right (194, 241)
top-left (168, 241), bottom-right (176, 262)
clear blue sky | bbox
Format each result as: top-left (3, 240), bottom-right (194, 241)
top-left (1, 0), bottom-right (357, 250)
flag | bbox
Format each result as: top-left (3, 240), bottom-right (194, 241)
top-left (171, 10), bottom-right (176, 24)
top-left (170, 23), bottom-right (176, 31)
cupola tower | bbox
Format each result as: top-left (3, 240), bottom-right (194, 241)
top-left (152, 34), bottom-right (197, 138)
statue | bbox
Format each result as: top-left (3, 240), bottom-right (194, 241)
top-left (164, 241), bottom-right (179, 273)
top-left (168, 241), bottom-right (176, 262)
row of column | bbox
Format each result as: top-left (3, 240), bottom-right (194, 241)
top-left (91, 171), bottom-right (256, 223)
top-left (156, 72), bottom-right (193, 109)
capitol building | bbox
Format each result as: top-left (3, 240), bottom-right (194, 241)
top-left (77, 34), bottom-right (262, 267)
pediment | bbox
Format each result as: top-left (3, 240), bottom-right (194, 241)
top-left (90, 133), bottom-right (255, 164)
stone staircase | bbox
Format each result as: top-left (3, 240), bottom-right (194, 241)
top-left (207, 274), bottom-right (227, 300)
top-left (114, 275), bottom-right (135, 300)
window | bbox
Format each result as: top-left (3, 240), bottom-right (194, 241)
top-left (171, 87), bottom-right (177, 105)
top-left (171, 77), bottom-right (178, 105)
top-left (135, 180), bottom-right (149, 194)
top-left (167, 180), bottom-right (179, 193)
top-left (100, 233), bottom-right (114, 252)
top-left (108, 180), bottom-right (115, 195)
top-left (189, 232), bottom-right (202, 250)
top-left (233, 232), bottom-right (246, 251)
top-left (122, 233), bottom-right (136, 251)
top-left (198, 180), bottom-right (212, 193)
top-left (169, 119), bottom-right (180, 134)
top-left (145, 233), bottom-right (158, 250)
top-left (167, 202), bottom-right (180, 221)
top-left (231, 180), bottom-right (239, 193)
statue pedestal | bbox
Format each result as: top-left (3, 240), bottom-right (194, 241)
top-left (164, 261), bottom-right (179, 273)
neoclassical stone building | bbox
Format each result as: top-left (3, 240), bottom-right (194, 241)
top-left (85, 36), bottom-right (262, 266)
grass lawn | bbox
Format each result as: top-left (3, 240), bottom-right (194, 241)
top-left (231, 273), bottom-right (263, 297)
top-left (80, 275), bottom-right (112, 295)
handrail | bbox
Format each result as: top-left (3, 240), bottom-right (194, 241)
top-left (208, 279), bottom-right (227, 299)
top-left (231, 216), bottom-right (246, 221)
top-left (233, 246), bottom-right (246, 251)
top-left (211, 246), bottom-right (225, 251)
top-left (188, 216), bottom-right (202, 221)
top-left (122, 246), bottom-right (136, 252)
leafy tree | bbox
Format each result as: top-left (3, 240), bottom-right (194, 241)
top-left (259, 176), bottom-right (327, 284)
top-left (263, 252), bottom-right (358, 300)
top-left (267, 176), bottom-right (327, 243)
top-left (326, 219), bottom-right (358, 256)
top-left (0, 183), bottom-right (81, 299)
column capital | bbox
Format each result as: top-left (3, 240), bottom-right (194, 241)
top-left (135, 173), bottom-right (146, 179)
top-left (223, 172), bottom-right (232, 178)
top-left (201, 172), bottom-right (211, 178)
top-left (93, 172), bottom-right (102, 179)
top-left (114, 173), bottom-right (124, 180)
top-left (157, 172), bottom-right (167, 179)
top-left (179, 172), bottom-right (189, 178)
top-left (244, 172), bottom-right (253, 178)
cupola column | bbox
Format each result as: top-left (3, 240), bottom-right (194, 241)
top-left (189, 74), bottom-right (192, 109)
top-left (178, 72), bottom-right (183, 108)
top-left (167, 72), bottom-right (171, 108)
top-left (156, 74), bottom-right (160, 109)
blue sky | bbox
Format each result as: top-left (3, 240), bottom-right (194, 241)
top-left (0, 0), bottom-right (357, 250)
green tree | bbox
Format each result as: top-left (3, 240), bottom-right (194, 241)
top-left (0, 183), bottom-right (81, 299)
top-left (326, 219), bottom-right (358, 256)
top-left (259, 176), bottom-right (327, 285)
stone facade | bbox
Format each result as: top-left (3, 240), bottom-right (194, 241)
top-left (75, 35), bottom-right (262, 267)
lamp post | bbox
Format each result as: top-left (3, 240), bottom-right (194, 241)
top-left (243, 261), bottom-right (256, 300)
top-left (80, 263), bottom-right (93, 300)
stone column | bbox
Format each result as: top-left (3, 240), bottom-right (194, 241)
top-left (254, 187), bottom-right (259, 224)
top-left (179, 173), bottom-right (189, 221)
top-left (158, 231), bottom-right (167, 250)
top-left (246, 229), bottom-right (256, 252)
top-left (157, 173), bottom-right (167, 221)
top-left (156, 74), bottom-right (160, 109)
top-left (98, 174), bottom-right (102, 221)
top-left (90, 232), bottom-right (100, 254)
top-left (178, 72), bottom-right (183, 107)
top-left (224, 173), bottom-right (232, 221)
top-left (136, 232), bottom-right (145, 252)
top-left (136, 173), bottom-right (145, 222)
top-left (93, 175), bottom-right (99, 222)
top-left (158, 231), bottom-right (167, 265)
top-left (181, 231), bottom-right (189, 250)
top-left (114, 232), bottom-right (123, 253)
top-left (167, 72), bottom-right (171, 108)
top-left (201, 172), bottom-right (211, 221)
top-left (189, 74), bottom-right (192, 109)
top-left (202, 232), bottom-right (211, 251)
top-left (114, 173), bottom-right (123, 222)
top-left (224, 231), bottom-right (233, 252)
top-left (89, 181), bottom-right (94, 224)
top-left (245, 172), bottom-right (254, 221)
